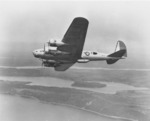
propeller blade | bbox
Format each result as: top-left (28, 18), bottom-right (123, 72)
top-left (44, 44), bottom-right (45, 53)
top-left (47, 40), bottom-right (50, 46)
top-left (41, 59), bottom-right (43, 66)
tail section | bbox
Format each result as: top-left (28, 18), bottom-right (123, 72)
top-left (106, 40), bottom-right (127, 64)
top-left (114, 40), bottom-right (127, 57)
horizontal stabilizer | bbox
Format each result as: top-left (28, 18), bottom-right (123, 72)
top-left (107, 59), bottom-right (119, 64)
top-left (107, 40), bottom-right (127, 64)
top-left (108, 49), bottom-right (126, 58)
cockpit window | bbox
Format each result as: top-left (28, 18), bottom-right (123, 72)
top-left (38, 49), bottom-right (44, 52)
top-left (93, 52), bottom-right (97, 55)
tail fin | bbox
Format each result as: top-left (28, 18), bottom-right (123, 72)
top-left (107, 40), bottom-right (127, 64)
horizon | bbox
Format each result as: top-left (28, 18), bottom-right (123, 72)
top-left (0, 1), bottom-right (150, 69)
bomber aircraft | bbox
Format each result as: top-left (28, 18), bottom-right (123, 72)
top-left (33, 17), bottom-right (127, 71)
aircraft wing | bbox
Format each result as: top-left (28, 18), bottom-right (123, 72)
top-left (57, 17), bottom-right (89, 61)
top-left (55, 63), bottom-right (75, 71)
top-left (55, 17), bottom-right (89, 71)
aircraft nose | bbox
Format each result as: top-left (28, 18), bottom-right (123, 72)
top-left (33, 50), bottom-right (38, 57)
top-left (32, 51), bottom-right (35, 55)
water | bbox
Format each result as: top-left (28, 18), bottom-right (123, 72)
top-left (0, 76), bottom-right (148, 94)
top-left (0, 94), bottom-right (122, 121)
top-left (0, 76), bottom-right (149, 121)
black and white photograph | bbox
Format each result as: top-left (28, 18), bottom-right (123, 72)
top-left (0, 0), bottom-right (150, 121)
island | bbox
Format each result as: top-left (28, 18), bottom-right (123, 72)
top-left (0, 80), bottom-right (149, 121)
top-left (71, 81), bottom-right (106, 88)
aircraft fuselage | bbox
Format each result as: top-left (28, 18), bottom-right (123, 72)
top-left (33, 48), bottom-right (121, 63)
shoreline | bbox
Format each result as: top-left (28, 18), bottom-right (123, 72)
top-left (0, 93), bottom-right (136, 121)
top-left (0, 76), bottom-right (149, 95)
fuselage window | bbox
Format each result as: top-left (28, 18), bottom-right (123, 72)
top-left (93, 52), bottom-right (97, 55)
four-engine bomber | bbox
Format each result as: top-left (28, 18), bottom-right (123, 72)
top-left (33, 17), bottom-right (127, 71)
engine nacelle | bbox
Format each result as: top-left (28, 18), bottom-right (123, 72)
top-left (45, 46), bottom-right (70, 55)
top-left (77, 59), bottom-right (89, 63)
top-left (44, 42), bottom-right (70, 55)
top-left (45, 46), bottom-right (57, 54)
top-left (43, 62), bottom-right (55, 67)
top-left (48, 39), bottom-right (66, 47)
top-left (43, 60), bottom-right (58, 67)
top-left (50, 50), bottom-right (70, 55)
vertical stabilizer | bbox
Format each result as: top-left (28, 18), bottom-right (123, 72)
top-left (115, 40), bottom-right (127, 57)
top-left (107, 40), bottom-right (127, 64)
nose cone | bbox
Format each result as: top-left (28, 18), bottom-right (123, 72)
top-left (32, 50), bottom-right (35, 55)
top-left (33, 50), bottom-right (38, 58)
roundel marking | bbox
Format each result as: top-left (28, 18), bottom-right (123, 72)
top-left (84, 52), bottom-right (90, 56)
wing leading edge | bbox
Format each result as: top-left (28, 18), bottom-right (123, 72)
top-left (55, 17), bottom-right (89, 71)
top-left (58, 17), bottom-right (89, 60)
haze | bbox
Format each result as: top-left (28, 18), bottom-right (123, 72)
top-left (0, 1), bottom-right (150, 69)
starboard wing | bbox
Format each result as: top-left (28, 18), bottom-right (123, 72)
top-left (57, 17), bottom-right (89, 61)
top-left (55, 63), bottom-right (75, 71)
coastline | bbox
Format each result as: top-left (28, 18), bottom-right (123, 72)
top-left (0, 93), bottom-right (135, 121)
top-left (0, 79), bottom-right (149, 121)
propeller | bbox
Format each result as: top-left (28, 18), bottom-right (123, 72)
top-left (44, 44), bottom-right (45, 53)
top-left (42, 59), bottom-right (44, 66)
top-left (47, 40), bottom-right (50, 46)
top-left (39, 58), bottom-right (44, 67)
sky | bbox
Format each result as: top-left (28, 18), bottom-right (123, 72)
top-left (0, 1), bottom-right (150, 68)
